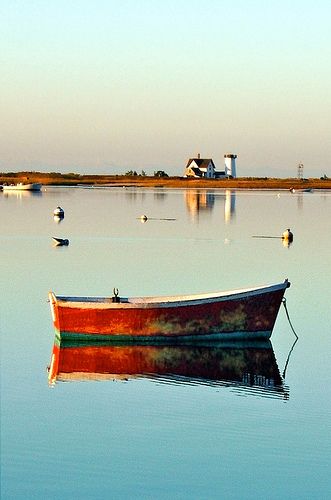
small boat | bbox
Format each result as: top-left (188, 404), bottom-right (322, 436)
top-left (289, 187), bottom-right (313, 193)
top-left (52, 237), bottom-right (69, 246)
top-left (47, 339), bottom-right (287, 398)
top-left (2, 182), bottom-right (42, 191)
top-left (53, 206), bottom-right (64, 217)
top-left (48, 279), bottom-right (290, 342)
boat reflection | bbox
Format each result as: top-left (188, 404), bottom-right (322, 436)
top-left (48, 338), bottom-right (288, 399)
top-left (2, 190), bottom-right (42, 199)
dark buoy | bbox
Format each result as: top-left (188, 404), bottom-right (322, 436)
top-left (53, 237), bottom-right (69, 246)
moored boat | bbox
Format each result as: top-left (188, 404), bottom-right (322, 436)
top-left (49, 279), bottom-right (290, 342)
top-left (2, 182), bottom-right (42, 191)
top-left (289, 187), bottom-right (313, 193)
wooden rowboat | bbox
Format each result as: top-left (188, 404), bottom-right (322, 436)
top-left (48, 279), bottom-right (290, 342)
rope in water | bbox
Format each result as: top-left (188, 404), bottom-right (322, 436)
top-left (281, 297), bottom-right (299, 378)
top-left (252, 235), bottom-right (281, 239)
top-left (282, 297), bottom-right (298, 339)
top-left (282, 337), bottom-right (298, 379)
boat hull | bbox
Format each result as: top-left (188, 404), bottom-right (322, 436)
top-left (56, 330), bottom-right (272, 343)
top-left (2, 182), bottom-right (42, 191)
top-left (49, 281), bottom-right (289, 341)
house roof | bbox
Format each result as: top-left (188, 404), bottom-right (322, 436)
top-left (186, 158), bottom-right (215, 169)
top-left (188, 167), bottom-right (203, 177)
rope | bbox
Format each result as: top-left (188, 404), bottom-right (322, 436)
top-left (281, 297), bottom-right (299, 378)
top-left (282, 297), bottom-right (298, 339)
top-left (282, 337), bottom-right (298, 379)
top-left (252, 235), bottom-right (281, 239)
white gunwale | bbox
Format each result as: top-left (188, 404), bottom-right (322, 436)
top-left (50, 280), bottom-right (288, 310)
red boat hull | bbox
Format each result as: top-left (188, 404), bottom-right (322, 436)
top-left (49, 281), bottom-right (289, 341)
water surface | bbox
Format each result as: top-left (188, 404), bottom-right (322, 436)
top-left (1, 187), bottom-right (330, 499)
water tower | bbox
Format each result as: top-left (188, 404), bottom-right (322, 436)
top-left (224, 154), bottom-right (237, 178)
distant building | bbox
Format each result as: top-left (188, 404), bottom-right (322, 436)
top-left (184, 155), bottom-right (216, 178)
top-left (184, 153), bottom-right (237, 179)
top-left (224, 154), bottom-right (237, 178)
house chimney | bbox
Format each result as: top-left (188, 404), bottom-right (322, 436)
top-left (197, 153), bottom-right (200, 159)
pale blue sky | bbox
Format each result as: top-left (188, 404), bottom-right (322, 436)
top-left (1, 0), bottom-right (330, 176)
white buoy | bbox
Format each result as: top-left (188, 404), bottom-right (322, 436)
top-left (53, 206), bottom-right (64, 217)
top-left (282, 228), bottom-right (293, 242)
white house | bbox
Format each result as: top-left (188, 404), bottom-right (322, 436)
top-left (184, 153), bottom-right (237, 179)
top-left (184, 155), bottom-right (216, 178)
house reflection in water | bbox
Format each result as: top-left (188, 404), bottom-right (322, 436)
top-left (48, 338), bottom-right (288, 399)
top-left (185, 190), bottom-right (215, 219)
top-left (185, 189), bottom-right (236, 223)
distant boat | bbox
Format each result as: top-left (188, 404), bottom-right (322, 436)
top-left (289, 187), bottom-right (313, 193)
top-left (48, 279), bottom-right (290, 342)
top-left (2, 182), bottom-right (42, 191)
top-left (47, 339), bottom-right (287, 398)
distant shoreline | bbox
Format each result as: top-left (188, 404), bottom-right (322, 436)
top-left (1, 171), bottom-right (330, 190)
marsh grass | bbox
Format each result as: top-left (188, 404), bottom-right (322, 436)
top-left (1, 171), bottom-right (330, 189)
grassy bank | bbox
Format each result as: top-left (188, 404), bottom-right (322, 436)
top-left (1, 171), bottom-right (330, 189)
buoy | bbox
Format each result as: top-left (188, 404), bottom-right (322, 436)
top-left (282, 238), bottom-right (292, 248)
top-left (140, 214), bottom-right (148, 222)
top-left (53, 206), bottom-right (64, 217)
top-left (282, 228), bottom-right (293, 242)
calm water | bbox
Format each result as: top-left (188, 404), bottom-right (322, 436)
top-left (1, 186), bottom-right (330, 499)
